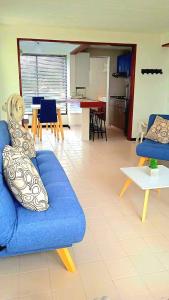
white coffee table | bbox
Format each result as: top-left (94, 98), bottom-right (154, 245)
top-left (120, 165), bottom-right (169, 222)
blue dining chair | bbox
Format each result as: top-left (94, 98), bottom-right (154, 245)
top-left (32, 97), bottom-right (45, 135)
top-left (38, 100), bottom-right (59, 141)
top-left (32, 96), bottom-right (44, 104)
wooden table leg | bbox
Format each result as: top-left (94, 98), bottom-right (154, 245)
top-left (142, 190), bottom-right (150, 223)
top-left (119, 178), bottom-right (132, 198)
top-left (32, 109), bottom-right (38, 140)
top-left (57, 108), bottom-right (64, 140)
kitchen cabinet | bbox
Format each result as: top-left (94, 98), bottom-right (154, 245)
top-left (110, 99), bottom-right (126, 130)
top-left (117, 53), bottom-right (132, 77)
top-left (75, 53), bottom-right (90, 87)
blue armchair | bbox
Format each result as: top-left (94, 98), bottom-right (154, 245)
top-left (136, 114), bottom-right (169, 165)
top-left (0, 121), bottom-right (86, 272)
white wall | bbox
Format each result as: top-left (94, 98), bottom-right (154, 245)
top-left (0, 24), bottom-right (169, 137)
top-left (87, 57), bottom-right (108, 100)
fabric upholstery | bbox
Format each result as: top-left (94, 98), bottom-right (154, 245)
top-left (0, 121), bottom-right (86, 256)
top-left (0, 121), bottom-right (11, 151)
top-left (0, 150), bottom-right (17, 247)
top-left (8, 119), bottom-right (36, 158)
top-left (39, 100), bottom-right (57, 123)
top-left (145, 115), bottom-right (169, 144)
top-left (3, 146), bottom-right (49, 212)
top-left (32, 96), bottom-right (44, 104)
top-left (136, 114), bottom-right (169, 160)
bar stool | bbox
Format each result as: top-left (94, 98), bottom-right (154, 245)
top-left (38, 100), bottom-right (59, 141)
top-left (90, 107), bottom-right (107, 141)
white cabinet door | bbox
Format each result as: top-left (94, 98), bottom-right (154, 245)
top-left (75, 53), bottom-right (90, 87)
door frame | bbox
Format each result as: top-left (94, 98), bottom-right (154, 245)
top-left (17, 38), bottom-right (137, 140)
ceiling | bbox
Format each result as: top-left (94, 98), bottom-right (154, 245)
top-left (1, 0), bottom-right (169, 33)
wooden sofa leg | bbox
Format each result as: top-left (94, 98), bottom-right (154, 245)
top-left (138, 157), bottom-right (148, 166)
top-left (56, 248), bottom-right (76, 272)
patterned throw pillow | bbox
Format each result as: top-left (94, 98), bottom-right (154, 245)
top-left (145, 116), bottom-right (169, 144)
top-left (8, 119), bottom-right (36, 158)
top-left (3, 146), bottom-right (49, 211)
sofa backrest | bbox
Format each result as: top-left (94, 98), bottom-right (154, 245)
top-left (0, 120), bottom-right (11, 151)
top-left (148, 114), bottom-right (169, 130)
top-left (0, 121), bottom-right (16, 246)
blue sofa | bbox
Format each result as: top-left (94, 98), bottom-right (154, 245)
top-left (0, 121), bottom-right (86, 272)
top-left (136, 114), bottom-right (169, 161)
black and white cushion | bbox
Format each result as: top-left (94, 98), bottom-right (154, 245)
top-left (8, 119), bottom-right (36, 158)
top-left (3, 146), bottom-right (49, 211)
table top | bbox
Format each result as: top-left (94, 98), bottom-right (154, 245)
top-left (120, 165), bottom-right (169, 190)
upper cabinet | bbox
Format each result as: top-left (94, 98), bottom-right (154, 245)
top-left (117, 53), bottom-right (132, 77)
top-left (75, 53), bottom-right (90, 87)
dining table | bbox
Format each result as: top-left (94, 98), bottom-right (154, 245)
top-left (31, 98), bottom-right (106, 141)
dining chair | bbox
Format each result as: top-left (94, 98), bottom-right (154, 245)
top-left (37, 100), bottom-right (59, 141)
top-left (32, 96), bottom-right (44, 105)
top-left (32, 96), bottom-right (44, 132)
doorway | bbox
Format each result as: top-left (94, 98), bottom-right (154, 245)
top-left (17, 39), bottom-right (136, 140)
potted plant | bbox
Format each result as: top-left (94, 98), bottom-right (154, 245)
top-left (147, 158), bottom-right (159, 176)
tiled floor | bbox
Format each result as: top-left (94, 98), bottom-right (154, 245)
top-left (1, 125), bottom-right (169, 300)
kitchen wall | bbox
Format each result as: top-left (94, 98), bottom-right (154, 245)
top-left (87, 48), bottom-right (129, 98)
top-left (85, 47), bottom-right (132, 125)
top-left (87, 56), bottom-right (108, 100)
top-left (0, 24), bottom-right (169, 138)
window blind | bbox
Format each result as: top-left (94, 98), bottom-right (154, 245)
top-left (20, 55), bottom-right (67, 114)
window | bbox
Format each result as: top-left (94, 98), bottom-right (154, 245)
top-left (20, 55), bottom-right (67, 114)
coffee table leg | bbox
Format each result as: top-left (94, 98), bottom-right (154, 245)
top-left (142, 190), bottom-right (150, 223)
top-left (119, 178), bottom-right (132, 198)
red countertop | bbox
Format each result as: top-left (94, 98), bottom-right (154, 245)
top-left (56, 98), bottom-right (106, 108)
top-left (78, 99), bottom-right (106, 108)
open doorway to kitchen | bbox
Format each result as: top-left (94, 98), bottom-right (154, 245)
top-left (17, 39), bottom-right (136, 140)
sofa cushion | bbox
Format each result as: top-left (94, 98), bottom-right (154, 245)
top-left (8, 119), bottom-right (36, 158)
top-left (0, 152), bottom-right (17, 246)
top-left (6, 151), bottom-right (86, 254)
top-left (3, 146), bottom-right (49, 212)
top-left (136, 139), bottom-right (169, 160)
top-left (145, 115), bottom-right (169, 144)
top-left (0, 121), bottom-right (11, 151)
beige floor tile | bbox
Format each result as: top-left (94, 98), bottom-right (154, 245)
top-left (0, 256), bottom-right (19, 275)
top-left (18, 292), bottom-right (53, 300)
top-left (129, 253), bottom-right (166, 275)
top-left (155, 251), bottom-right (169, 270)
top-left (97, 240), bottom-right (127, 261)
top-left (105, 257), bottom-right (137, 280)
top-left (0, 274), bottom-right (19, 299)
top-left (142, 271), bottom-right (169, 299)
top-left (79, 261), bottom-right (121, 300)
top-left (114, 275), bottom-right (150, 299)
top-left (49, 263), bottom-right (86, 299)
top-left (143, 234), bottom-right (169, 253)
top-left (19, 269), bottom-right (51, 297)
top-left (72, 239), bottom-right (101, 264)
top-left (19, 252), bottom-right (48, 273)
top-left (119, 237), bottom-right (151, 256)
